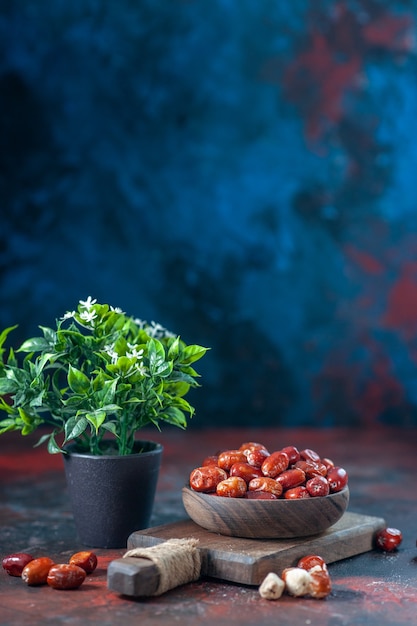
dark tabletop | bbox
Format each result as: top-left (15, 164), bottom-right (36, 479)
top-left (1, 426), bottom-right (417, 626)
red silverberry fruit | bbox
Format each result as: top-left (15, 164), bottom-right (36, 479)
top-left (375, 527), bottom-right (402, 552)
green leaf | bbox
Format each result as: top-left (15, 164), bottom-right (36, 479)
top-left (21, 423), bottom-right (35, 435)
top-left (114, 382), bottom-right (131, 394)
top-left (101, 422), bottom-right (119, 436)
top-left (167, 336), bottom-right (181, 360)
top-left (181, 344), bottom-right (208, 365)
top-left (64, 415), bottom-right (89, 442)
top-left (85, 410), bottom-right (106, 433)
top-left (96, 403), bottom-right (121, 413)
top-left (96, 378), bottom-right (117, 406)
top-left (0, 325), bottom-right (18, 357)
top-left (148, 339), bottom-right (166, 374)
top-left (61, 394), bottom-right (84, 407)
top-left (56, 329), bottom-right (86, 346)
top-left (29, 390), bottom-right (45, 408)
top-left (108, 356), bottom-right (134, 376)
top-left (178, 365), bottom-right (199, 377)
top-left (18, 337), bottom-right (51, 353)
top-left (18, 407), bottom-right (34, 426)
top-left (171, 396), bottom-right (193, 413)
top-left (9, 366), bottom-right (30, 386)
top-left (37, 351), bottom-right (63, 373)
top-left (164, 381), bottom-right (190, 397)
top-left (162, 406), bottom-right (188, 428)
top-left (124, 396), bottom-right (145, 405)
top-left (39, 326), bottom-right (57, 345)
top-left (0, 376), bottom-right (18, 394)
top-left (6, 347), bottom-right (17, 367)
top-left (0, 397), bottom-right (13, 414)
top-left (68, 365), bottom-right (90, 394)
top-left (47, 434), bottom-right (62, 454)
top-left (104, 311), bottom-right (126, 334)
top-left (34, 432), bottom-right (53, 448)
top-left (154, 360), bottom-right (173, 377)
top-left (0, 418), bottom-right (18, 434)
top-left (171, 371), bottom-right (200, 387)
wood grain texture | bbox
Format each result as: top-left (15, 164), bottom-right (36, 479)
top-left (182, 485), bottom-right (349, 538)
top-left (114, 510), bottom-right (386, 590)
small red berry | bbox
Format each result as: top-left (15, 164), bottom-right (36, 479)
top-left (327, 466), bottom-right (348, 493)
top-left (297, 554), bottom-right (327, 572)
top-left (375, 527), bottom-right (402, 552)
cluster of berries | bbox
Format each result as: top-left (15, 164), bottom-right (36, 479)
top-left (2, 550), bottom-right (97, 589)
top-left (189, 441), bottom-right (348, 499)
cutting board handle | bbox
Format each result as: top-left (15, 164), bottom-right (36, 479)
top-left (108, 556), bottom-right (162, 596)
top-left (107, 538), bottom-right (201, 597)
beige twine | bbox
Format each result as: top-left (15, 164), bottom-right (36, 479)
top-left (123, 538), bottom-right (201, 596)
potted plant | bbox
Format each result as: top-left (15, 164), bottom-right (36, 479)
top-left (0, 297), bottom-right (208, 547)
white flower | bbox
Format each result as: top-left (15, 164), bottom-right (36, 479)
top-left (110, 351), bottom-right (119, 364)
top-left (147, 321), bottom-right (175, 339)
top-left (126, 346), bottom-right (144, 359)
top-left (110, 306), bottom-right (124, 314)
top-left (133, 318), bottom-right (147, 329)
top-left (79, 309), bottom-right (98, 324)
top-left (103, 345), bottom-right (119, 364)
top-left (79, 296), bottom-right (97, 310)
top-left (148, 321), bottom-right (164, 337)
top-left (60, 310), bottom-right (76, 321)
top-left (135, 362), bottom-right (148, 376)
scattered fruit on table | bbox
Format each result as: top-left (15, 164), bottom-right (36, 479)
top-left (258, 572), bottom-right (285, 600)
top-left (2, 553), bottom-right (34, 577)
top-left (190, 442), bottom-right (348, 499)
top-left (281, 567), bottom-right (313, 597)
top-left (258, 553), bottom-right (331, 601)
top-left (374, 527), bottom-right (403, 552)
top-left (47, 564), bottom-right (86, 590)
top-left (2, 550), bottom-right (98, 590)
top-left (21, 557), bottom-right (56, 586)
top-left (69, 551), bottom-right (98, 574)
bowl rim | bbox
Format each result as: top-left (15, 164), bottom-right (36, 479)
top-left (182, 484), bottom-right (349, 503)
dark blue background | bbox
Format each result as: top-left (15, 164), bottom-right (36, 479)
top-left (2, 1), bottom-right (417, 428)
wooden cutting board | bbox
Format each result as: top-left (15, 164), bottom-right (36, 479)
top-left (107, 511), bottom-right (385, 595)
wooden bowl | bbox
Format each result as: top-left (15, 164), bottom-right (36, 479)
top-left (182, 486), bottom-right (349, 539)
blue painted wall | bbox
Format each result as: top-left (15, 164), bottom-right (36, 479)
top-left (2, 1), bottom-right (417, 428)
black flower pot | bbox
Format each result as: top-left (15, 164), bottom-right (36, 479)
top-left (63, 440), bottom-right (163, 549)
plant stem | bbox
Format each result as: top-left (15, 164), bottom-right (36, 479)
top-left (120, 410), bottom-right (128, 455)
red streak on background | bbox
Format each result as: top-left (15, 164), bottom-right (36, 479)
top-left (383, 265), bottom-right (417, 339)
top-left (344, 244), bottom-right (384, 275)
top-left (0, 444), bottom-right (63, 478)
top-left (362, 14), bottom-right (414, 52)
top-left (278, 3), bottom-right (414, 141)
top-left (284, 32), bottom-right (360, 140)
top-left (336, 576), bottom-right (417, 609)
top-left (354, 365), bottom-right (404, 427)
top-left (357, 332), bottom-right (405, 426)
top-left (312, 330), bottom-right (405, 426)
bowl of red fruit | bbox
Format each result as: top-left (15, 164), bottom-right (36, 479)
top-left (182, 442), bottom-right (349, 539)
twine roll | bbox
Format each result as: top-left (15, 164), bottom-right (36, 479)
top-left (123, 537), bottom-right (201, 595)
